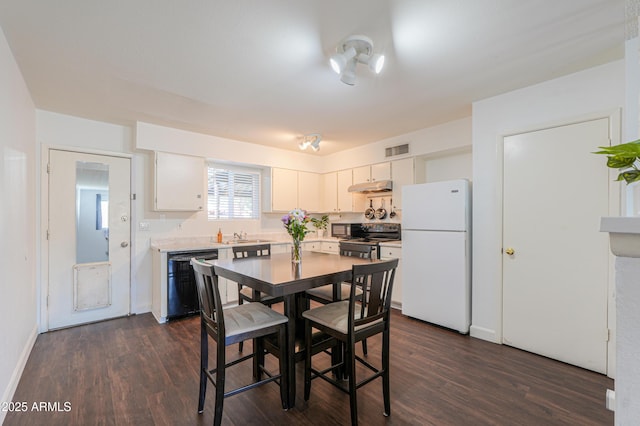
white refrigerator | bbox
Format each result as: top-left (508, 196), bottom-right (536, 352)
top-left (401, 179), bottom-right (471, 334)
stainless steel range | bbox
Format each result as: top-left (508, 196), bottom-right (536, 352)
top-left (337, 223), bottom-right (401, 258)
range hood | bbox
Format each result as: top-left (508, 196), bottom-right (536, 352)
top-left (347, 180), bottom-right (393, 193)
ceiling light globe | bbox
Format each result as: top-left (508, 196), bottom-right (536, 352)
top-left (329, 55), bottom-right (344, 74)
top-left (340, 59), bottom-right (357, 85)
top-left (370, 54), bottom-right (385, 74)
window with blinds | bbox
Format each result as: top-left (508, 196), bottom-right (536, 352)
top-left (207, 165), bottom-right (260, 220)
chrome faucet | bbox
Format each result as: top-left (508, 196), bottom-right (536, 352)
top-left (233, 231), bottom-right (247, 240)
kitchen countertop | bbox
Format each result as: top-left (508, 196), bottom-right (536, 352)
top-left (379, 241), bottom-right (402, 248)
top-left (151, 236), bottom-right (341, 253)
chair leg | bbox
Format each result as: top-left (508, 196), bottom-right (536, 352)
top-left (361, 338), bottom-right (368, 356)
top-left (214, 332), bottom-right (226, 426)
top-left (238, 295), bottom-right (244, 352)
top-left (278, 324), bottom-right (289, 410)
top-left (382, 328), bottom-right (391, 417)
top-left (254, 337), bottom-right (263, 380)
top-left (347, 340), bottom-right (358, 426)
top-left (304, 319), bottom-right (312, 401)
top-left (198, 321), bottom-right (208, 413)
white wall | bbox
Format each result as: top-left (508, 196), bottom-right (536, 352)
top-left (471, 60), bottom-right (625, 343)
top-left (0, 27), bottom-right (37, 424)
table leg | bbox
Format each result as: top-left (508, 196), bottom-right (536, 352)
top-left (284, 293), bottom-right (297, 408)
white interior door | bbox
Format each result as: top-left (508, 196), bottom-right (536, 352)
top-left (502, 118), bottom-right (610, 374)
top-left (48, 149), bottom-right (131, 329)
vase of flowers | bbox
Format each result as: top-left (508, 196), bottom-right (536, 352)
top-left (282, 208), bottom-right (311, 263)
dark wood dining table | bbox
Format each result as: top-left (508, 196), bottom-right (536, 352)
top-left (210, 251), bottom-right (375, 407)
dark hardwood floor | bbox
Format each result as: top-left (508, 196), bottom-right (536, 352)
top-left (5, 310), bottom-right (613, 425)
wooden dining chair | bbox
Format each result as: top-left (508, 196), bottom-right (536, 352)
top-left (232, 244), bottom-right (284, 352)
top-left (305, 242), bottom-right (371, 354)
top-left (302, 258), bottom-right (399, 426)
top-left (191, 258), bottom-right (289, 426)
top-left (305, 243), bottom-right (371, 303)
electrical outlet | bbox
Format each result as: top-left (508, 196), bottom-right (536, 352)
top-left (139, 222), bottom-right (150, 231)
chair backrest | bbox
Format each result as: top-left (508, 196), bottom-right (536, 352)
top-left (232, 243), bottom-right (271, 259)
top-left (191, 258), bottom-right (225, 337)
top-left (339, 242), bottom-right (373, 259)
top-left (349, 258), bottom-right (399, 330)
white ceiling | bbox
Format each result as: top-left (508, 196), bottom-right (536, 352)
top-left (0, 0), bottom-right (625, 155)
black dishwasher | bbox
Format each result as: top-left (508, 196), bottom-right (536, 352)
top-left (167, 249), bottom-right (218, 320)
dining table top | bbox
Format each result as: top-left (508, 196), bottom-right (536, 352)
top-left (210, 251), bottom-right (376, 297)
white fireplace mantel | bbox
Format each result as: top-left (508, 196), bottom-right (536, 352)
top-left (600, 216), bottom-right (640, 258)
top-left (600, 215), bottom-right (640, 425)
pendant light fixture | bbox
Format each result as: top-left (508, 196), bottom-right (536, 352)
top-left (329, 35), bottom-right (385, 86)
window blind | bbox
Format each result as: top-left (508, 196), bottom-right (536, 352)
top-left (207, 166), bottom-right (260, 219)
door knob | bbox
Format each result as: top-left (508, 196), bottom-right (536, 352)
top-left (505, 248), bottom-right (515, 255)
top-left (121, 241), bottom-right (129, 248)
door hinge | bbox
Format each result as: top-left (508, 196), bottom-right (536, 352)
top-left (47, 163), bottom-right (51, 173)
top-left (605, 329), bottom-right (611, 342)
top-left (46, 229), bottom-right (50, 240)
top-left (131, 193), bottom-right (136, 201)
top-left (46, 295), bottom-right (49, 307)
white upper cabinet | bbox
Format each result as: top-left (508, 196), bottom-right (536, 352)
top-left (271, 168), bottom-right (321, 212)
top-left (391, 158), bottom-right (415, 210)
top-left (353, 162), bottom-right (391, 183)
top-left (154, 151), bottom-right (204, 211)
top-left (323, 169), bottom-right (360, 213)
top-left (337, 169), bottom-right (358, 212)
top-left (271, 168), bottom-right (298, 212)
top-left (298, 171), bottom-right (321, 212)
top-left (322, 172), bottom-right (338, 212)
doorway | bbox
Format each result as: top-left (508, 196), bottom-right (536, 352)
top-left (47, 149), bottom-right (131, 330)
top-left (502, 118), bottom-right (611, 374)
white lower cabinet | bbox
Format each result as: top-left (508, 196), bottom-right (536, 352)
top-left (321, 241), bottom-right (339, 254)
top-left (270, 242), bottom-right (291, 254)
top-left (380, 246), bottom-right (402, 308)
top-left (217, 248), bottom-right (236, 304)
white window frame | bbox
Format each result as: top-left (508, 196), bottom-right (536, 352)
top-left (207, 164), bottom-right (261, 220)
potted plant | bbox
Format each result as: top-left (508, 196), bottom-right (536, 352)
top-left (594, 139), bottom-right (640, 183)
top-left (310, 214), bottom-right (329, 238)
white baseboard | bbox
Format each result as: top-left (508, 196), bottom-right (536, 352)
top-left (469, 324), bottom-right (499, 343)
top-left (0, 324), bottom-right (38, 425)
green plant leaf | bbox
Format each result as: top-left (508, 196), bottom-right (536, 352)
top-left (606, 155), bottom-right (637, 169)
top-left (620, 170), bottom-right (640, 184)
top-left (593, 140), bottom-right (640, 156)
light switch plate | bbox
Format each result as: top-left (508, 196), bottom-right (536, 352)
top-left (139, 222), bottom-right (150, 231)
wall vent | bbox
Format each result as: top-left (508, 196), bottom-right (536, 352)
top-left (385, 143), bottom-right (410, 158)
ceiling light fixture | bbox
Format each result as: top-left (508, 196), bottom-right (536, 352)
top-left (329, 35), bottom-right (385, 86)
top-left (299, 133), bottom-right (322, 152)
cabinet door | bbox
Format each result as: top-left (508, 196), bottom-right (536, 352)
top-left (322, 172), bottom-right (338, 212)
top-left (272, 168), bottom-right (298, 211)
top-left (321, 241), bottom-right (339, 254)
top-left (352, 165), bottom-right (370, 183)
top-left (302, 241), bottom-right (320, 252)
top-left (270, 243), bottom-right (291, 254)
top-left (337, 169), bottom-right (354, 212)
top-left (380, 247), bottom-right (402, 307)
top-left (298, 171), bottom-right (321, 212)
top-left (371, 162), bottom-right (391, 181)
top-left (154, 152), bottom-right (204, 211)
top-left (391, 158), bottom-right (415, 209)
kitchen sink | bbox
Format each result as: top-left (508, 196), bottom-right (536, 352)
top-left (223, 239), bottom-right (272, 245)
